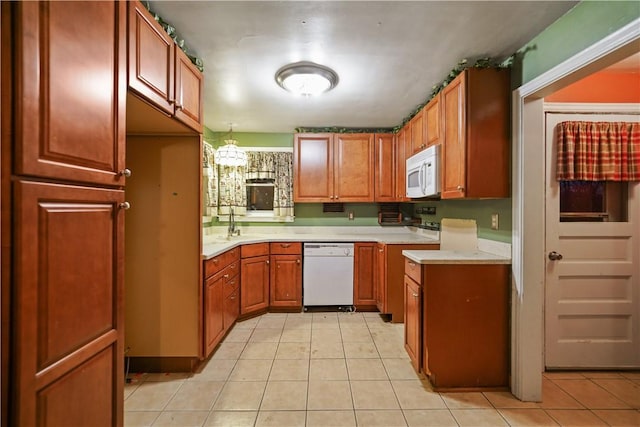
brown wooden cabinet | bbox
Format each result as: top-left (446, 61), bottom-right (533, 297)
top-left (128, 0), bottom-right (203, 132)
top-left (203, 248), bottom-right (240, 357)
top-left (270, 242), bottom-right (302, 309)
top-left (441, 68), bottom-right (510, 199)
top-left (407, 260), bottom-right (510, 391)
top-left (354, 243), bottom-right (377, 309)
top-left (395, 127), bottom-right (408, 202)
top-left (240, 243), bottom-right (270, 316)
top-left (376, 243), bottom-right (439, 322)
top-left (4, 2), bottom-right (127, 425)
top-left (424, 93), bottom-right (442, 148)
top-left (409, 108), bottom-right (426, 154)
top-left (404, 274), bottom-right (421, 372)
top-left (294, 133), bottom-right (375, 202)
top-left (374, 133), bottom-right (396, 202)
top-left (12, 1), bottom-right (127, 188)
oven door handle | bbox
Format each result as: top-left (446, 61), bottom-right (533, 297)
top-left (419, 163), bottom-right (426, 194)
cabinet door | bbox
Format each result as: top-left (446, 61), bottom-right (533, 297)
top-left (424, 93), bottom-right (442, 147)
top-left (404, 276), bottom-right (421, 373)
top-left (128, 0), bottom-right (175, 115)
top-left (354, 243), bottom-right (377, 308)
top-left (14, 1), bottom-right (127, 187)
top-left (13, 180), bottom-right (125, 427)
top-left (441, 72), bottom-right (466, 199)
top-left (293, 134), bottom-right (333, 202)
top-left (270, 255), bottom-right (302, 308)
top-left (374, 134), bottom-right (396, 202)
top-left (241, 255), bottom-right (270, 315)
top-left (224, 287), bottom-right (240, 331)
top-left (204, 273), bottom-right (225, 357)
top-left (174, 47), bottom-right (203, 133)
top-left (409, 109), bottom-right (425, 154)
top-left (334, 133), bottom-right (375, 202)
top-left (395, 127), bottom-right (407, 201)
top-left (375, 243), bottom-right (387, 313)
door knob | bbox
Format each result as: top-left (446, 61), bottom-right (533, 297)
top-left (548, 251), bottom-right (563, 261)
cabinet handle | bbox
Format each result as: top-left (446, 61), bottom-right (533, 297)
top-left (119, 201), bottom-right (131, 210)
top-left (223, 274), bottom-right (229, 278)
top-left (280, 243), bottom-right (291, 248)
top-left (296, 259), bottom-right (301, 264)
top-left (266, 260), bottom-right (270, 265)
top-left (457, 185), bottom-right (464, 191)
top-left (335, 195), bottom-right (339, 200)
top-left (408, 261), bottom-right (416, 267)
top-left (330, 195), bottom-right (334, 199)
top-left (412, 293), bottom-right (419, 298)
top-left (118, 168), bottom-right (132, 178)
top-left (212, 258), bottom-right (219, 264)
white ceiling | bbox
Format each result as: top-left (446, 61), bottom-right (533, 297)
top-left (149, 1), bottom-right (579, 133)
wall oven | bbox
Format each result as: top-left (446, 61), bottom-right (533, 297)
top-left (406, 144), bottom-right (440, 198)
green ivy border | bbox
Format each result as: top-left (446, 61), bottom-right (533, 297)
top-left (143, 2), bottom-right (204, 72)
top-left (296, 57), bottom-right (511, 134)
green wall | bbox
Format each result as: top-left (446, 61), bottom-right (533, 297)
top-left (512, 1), bottom-right (640, 86)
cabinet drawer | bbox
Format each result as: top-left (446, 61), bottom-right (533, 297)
top-left (405, 258), bottom-right (422, 284)
top-left (270, 242), bottom-right (301, 255)
top-left (241, 242), bottom-right (270, 258)
top-left (224, 273), bottom-right (240, 298)
top-left (204, 247), bottom-right (240, 278)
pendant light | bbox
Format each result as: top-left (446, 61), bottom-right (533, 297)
top-left (215, 125), bottom-right (247, 167)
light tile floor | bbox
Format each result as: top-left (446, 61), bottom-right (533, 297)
top-left (124, 312), bottom-right (640, 426)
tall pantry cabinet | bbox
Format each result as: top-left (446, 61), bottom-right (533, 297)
top-left (2, 2), bottom-right (127, 426)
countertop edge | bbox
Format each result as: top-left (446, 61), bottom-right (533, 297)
top-left (203, 235), bottom-right (440, 259)
top-left (402, 249), bottom-right (512, 265)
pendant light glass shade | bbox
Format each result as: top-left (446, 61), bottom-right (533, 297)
top-left (215, 127), bottom-right (247, 166)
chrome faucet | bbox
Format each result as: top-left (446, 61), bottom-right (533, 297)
top-left (227, 208), bottom-right (240, 237)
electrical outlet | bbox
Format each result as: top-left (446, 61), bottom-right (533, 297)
top-left (348, 212), bottom-right (354, 220)
top-left (491, 213), bottom-right (499, 230)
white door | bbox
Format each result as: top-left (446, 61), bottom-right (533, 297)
top-left (545, 110), bottom-right (640, 369)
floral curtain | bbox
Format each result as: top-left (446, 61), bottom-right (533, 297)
top-left (217, 165), bottom-right (247, 216)
top-left (556, 121), bottom-right (640, 181)
top-left (246, 151), bottom-right (294, 218)
top-left (203, 143), bottom-right (218, 216)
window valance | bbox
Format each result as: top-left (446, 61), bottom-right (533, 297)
top-left (556, 121), bottom-right (640, 181)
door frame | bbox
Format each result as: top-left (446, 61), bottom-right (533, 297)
top-left (511, 18), bottom-right (640, 401)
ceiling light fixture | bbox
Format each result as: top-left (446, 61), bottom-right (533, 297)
top-left (215, 125), bottom-right (247, 167)
top-left (275, 61), bottom-right (339, 96)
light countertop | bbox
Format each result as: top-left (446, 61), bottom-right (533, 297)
top-left (202, 226), bottom-right (440, 259)
top-left (402, 249), bottom-right (511, 265)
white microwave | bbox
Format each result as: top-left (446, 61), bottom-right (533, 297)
top-left (406, 145), bottom-right (440, 198)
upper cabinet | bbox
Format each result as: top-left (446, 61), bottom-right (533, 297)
top-left (294, 133), bottom-right (375, 202)
top-left (128, 1), bottom-right (203, 133)
top-left (374, 133), bottom-right (396, 202)
top-left (424, 93), bottom-right (442, 148)
top-left (408, 109), bottom-right (425, 155)
top-left (441, 68), bottom-right (510, 199)
top-left (12, 1), bottom-right (127, 187)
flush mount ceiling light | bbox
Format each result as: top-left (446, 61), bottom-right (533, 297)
top-left (215, 125), bottom-right (247, 167)
top-left (275, 61), bottom-right (339, 96)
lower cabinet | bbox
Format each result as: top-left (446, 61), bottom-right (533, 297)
top-left (404, 275), bottom-right (421, 372)
top-left (240, 243), bottom-right (270, 316)
top-left (376, 243), bottom-right (439, 322)
top-left (354, 242), bottom-right (377, 309)
top-left (203, 248), bottom-right (239, 358)
top-left (404, 258), bottom-right (510, 390)
top-left (270, 243), bottom-right (302, 309)
top-left (204, 273), bottom-right (225, 357)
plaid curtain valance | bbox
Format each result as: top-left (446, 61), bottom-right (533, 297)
top-left (556, 121), bottom-right (640, 181)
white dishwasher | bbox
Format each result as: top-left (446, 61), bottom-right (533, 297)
top-left (303, 243), bottom-right (354, 309)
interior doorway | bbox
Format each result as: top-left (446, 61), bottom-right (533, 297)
top-left (544, 109), bottom-right (640, 369)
